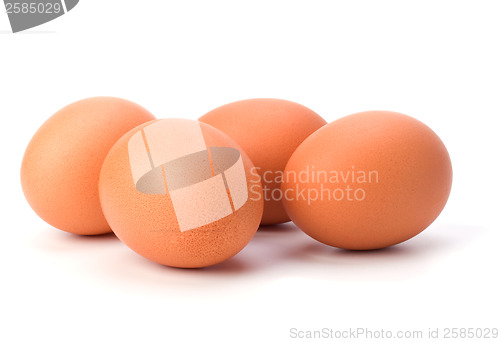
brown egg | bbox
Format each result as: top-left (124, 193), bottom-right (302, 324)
top-left (21, 97), bottom-right (155, 235)
top-left (99, 119), bottom-right (264, 268)
top-left (199, 98), bottom-right (327, 225)
top-left (281, 111), bottom-right (453, 250)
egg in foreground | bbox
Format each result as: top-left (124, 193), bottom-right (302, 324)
top-left (21, 97), bottom-right (155, 235)
top-left (99, 118), bottom-right (264, 268)
top-left (199, 98), bottom-right (326, 225)
top-left (281, 111), bottom-right (453, 250)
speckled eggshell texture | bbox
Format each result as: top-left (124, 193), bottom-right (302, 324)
top-left (21, 97), bottom-right (156, 235)
top-left (99, 118), bottom-right (264, 268)
top-left (199, 98), bottom-right (327, 225)
top-left (281, 111), bottom-right (453, 250)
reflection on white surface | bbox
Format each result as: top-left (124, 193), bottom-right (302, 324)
top-left (3, 219), bottom-right (495, 342)
top-left (28, 221), bottom-right (488, 288)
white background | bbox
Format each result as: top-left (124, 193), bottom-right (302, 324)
top-left (1, 1), bottom-right (499, 341)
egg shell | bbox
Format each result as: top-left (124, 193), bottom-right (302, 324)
top-left (199, 98), bottom-right (327, 225)
top-left (281, 111), bottom-right (453, 250)
top-left (99, 118), bottom-right (264, 268)
top-left (21, 97), bottom-right (155, 235)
